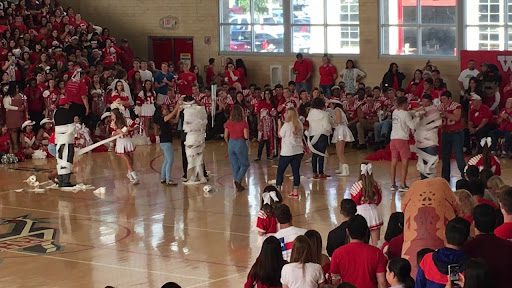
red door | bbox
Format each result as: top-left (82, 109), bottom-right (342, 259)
top-left (150, 37), bottom-right (193, 69)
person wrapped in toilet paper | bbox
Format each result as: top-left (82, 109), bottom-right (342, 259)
top-left (54, 96), bottom-right (77, 187)
top-left (182, 96), bottom-right (208, 184)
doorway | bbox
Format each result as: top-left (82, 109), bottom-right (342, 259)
top-left (149, 37), bottom-right (194, 70)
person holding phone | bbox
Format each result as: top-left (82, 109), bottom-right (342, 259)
top-left (445, 259), bottom-right (493, 288)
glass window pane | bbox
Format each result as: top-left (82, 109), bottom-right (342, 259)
top-left (421, 26), bottom-right (456, 56)
top-left (327, 26), bottom-right (360, 54)
top-left (220, 0), bottom-right (250, 23)
top-left (327, 0), bottom-right (360, 25)
top-left (420, 0), bottom-right (456, 24)
top-left (381, 0), bottom-right (417, 25)
top-left (292, 26), bottom-right (325, 53)
top-left (253, 1), bottom-right (283, 24)
top-left (292, 0), bottom-right (324, 25)
top-left (381, 26), bottom-right (418, 55)
top-left (220, 25), bottom-right (251, 52)
top-left (254, 26), bottom-right (284, 52)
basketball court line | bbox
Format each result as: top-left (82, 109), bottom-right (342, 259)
top-left (4, 250), bottom-right (210, 281)
top-left (185, 272), bottom-right (247, 288)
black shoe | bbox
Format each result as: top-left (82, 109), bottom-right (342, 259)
top-left (58, 174), bottom-right (74, 188)
top-left (254, 158), bottom-right (261, 162)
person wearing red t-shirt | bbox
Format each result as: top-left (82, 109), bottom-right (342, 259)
top-left (421, 78), bottom-right (440, 101)
top-left (496, 186), bottom-right (512, 241)
top-left (330, 215), bottom-right (387, 288)
top-left (177, 63), bottom-right (197, 96)
top-left (24, 78), bottom-right (45, 130)
top-left (224, 62), bottom-right (240, 87)
top-left (292, 53), bottom-right (313, 94)
top-left (491, 98), bottom-right (512, 155)
top-left (439, 90), bottom-right (466, 181)
top-left (235, 58), bottom-right (247, 88)
top-left (224, 105), bottom-right (250, 192)
top-left (205, 58), bottom-right (216, 86)
top-left (65, 67), bottom-right (89, 119)
top-left (468, 93), bottom-right (496, 153)
top-left (318, 55), bottom-right (338, 97)
top-left (468, 179), bottom-right (499, 210)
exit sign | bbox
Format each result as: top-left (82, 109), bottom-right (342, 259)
top-left (160, 16), bottom-right (178, 30)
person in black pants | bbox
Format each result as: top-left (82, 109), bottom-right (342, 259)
top-left (306, 97), bottom-right (332, 179)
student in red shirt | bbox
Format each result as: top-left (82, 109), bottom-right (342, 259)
top-left (468, 179), bottom-right (499, 209)
top-left (177, 62), bottom-right (197, 96)
top-left (491, 98), bottom-right (512, 155)
top-left (224, 62), bottom-right (240, 87)
top-left (205, 58), bottom-right (216, 86)
top-left (496, 186), bottom-right (512, 241)
top-left (292, 53), bottom-right (313, 94)
top-left (468, 93), bottom-right (495, 153)
top-left (224, 105), bottom-right (249, 192)
top-left (439, 90), bottom-right (466, 181)
top-left (330, 215), bottom-right (388, 288)
top-left (318, 54), bottom-right (337, 97)
top-left (235, 58), bottom-right (247, 88)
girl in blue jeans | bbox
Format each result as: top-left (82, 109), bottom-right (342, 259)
top-left (276, 108), bottom-right (304, 198)
top-left (224, 105), bottom-right (250, 192)
top-left (158, 104), bottom-right (180, 185)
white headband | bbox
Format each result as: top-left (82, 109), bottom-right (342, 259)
top-left (480, 137), bottom-right (492, 148)
top-left (361, 163), bottom-right (372, 175)
top-left (262, 191), bottom-right (279, 205)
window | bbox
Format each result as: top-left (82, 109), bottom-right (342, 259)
top-left (465, 0), bottom-right (512, 50)
top-left (219, 0), bottom-right (360, 54)
top-left (380, 0), bottom-right (457, 56)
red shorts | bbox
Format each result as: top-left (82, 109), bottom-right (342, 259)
top-left (390, 139), bottom-right (411, 160)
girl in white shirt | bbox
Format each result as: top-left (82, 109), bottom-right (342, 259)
top-left (307, 97), bottom-right (332, 179)
top-left (390, 96), bottom-right (418, 191)
top-left (276, 108), bottom-right (304, 198)
top-left (281, 235), bottom-right (325, 288)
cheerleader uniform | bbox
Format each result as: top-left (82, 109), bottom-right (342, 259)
top-left (350, 180), bottom-right (383, 230)
top-left (110, 92), bottom-right (131, 120)
top-left (138, 91), bottom-right (156, 118)
top-left (331, 107), bottom-right (354, 143)
top-left (466, 154), bottom-right (501, 176)
top-left (22, 131), bottom-right (38, 155)
top-left (111, 119), bottom-right (136, 154)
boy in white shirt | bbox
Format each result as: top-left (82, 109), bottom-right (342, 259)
top-left (390, 96), bottom-right (418, 191)
top-left (271, 204), bottom-right (306, 261)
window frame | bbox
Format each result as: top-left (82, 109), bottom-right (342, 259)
top-left (379, 0), bottom-right (460, 59)
top-left (218, 0), bottom-right (361, 56)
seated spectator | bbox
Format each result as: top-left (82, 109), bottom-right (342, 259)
top-left (416, 217), bottom-right (470, 288)
top-left (463, 204), bottom-right (512, 288)
top-left (326, 199), bottom-right (357, 257)
top-left (272, 204), bottom-right (306, 262)
top-left (161, 283), bottom-right (181, 288)
top-left (454, 189), bottom-right (476, 227)
top-left (465, 165), bottom-right (480, 181)
top-left (382, 212), bottom-right (404, 260)
top-left (330, 215), bottom-right (387, 288)
top-left (490, 97), bottom-right (512, 157)
top-left (487, 176), bottom-right (505, 200)
top-left (445, 259), bottom-right (493, 288)
top-left (468, 179), bottom-right (499, 209)
top-left (467, 93), bottom-right (495, 153)
top-left (244, 236), bottom-right (287, 288)
top-left (386, 258), bottom-right (415, 288)
top-left (305, 230), bottom-right (330, 281)
top-left (356, 94), bottom-right (380, 149)
top-left (416, 248), bottom-right (434, 267)
top-left (280, 235), bottom-right (325, 288)
top-left (496, 186), bottom-right (512, 241)
top-left (455, 178), bottom-right (470, 191)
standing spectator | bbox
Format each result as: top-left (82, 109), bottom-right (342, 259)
top-left (154, 62), bottom-right (174, 105)
top-left (177, 62), bottom-right (196, 96)
top-left (463, 204), bottom-right (512, 288)
top-left (458, 60), bottom-right (480, 96)
top-left (439, 90), bottom-right (466, 182)
top-left (386, 258), bottom-right (415, 288)
top-left (3, 83), bottom-right (26, 151)
top-left (326, 199), bottom-right (357, 257)
top-left (339, 59), bottom-right (366, 94)
top-left (468, 93), bottom-right (495, 152)
top-left (244, 236), bottom-right (287, 288)
top-left (390, 96), bottom-right (418, 190)
top-left (275, 108), bottom-right (303, 198)
top-left (461, 77), bottom-right (482, 113)
top-left (272, 204), bottom-right (307, 262)
top-left (330, 215), bottom-right (388, 288)
top-left (496, 186), bottom-right (512, 241)
top-left (156, 104), bottom-right (180, 185)
top-left (127, 59), bottom-right (140, 82)
top-left (235, 58), bottom-right (247, 88)
top-left (24, 77), bottom-right (45, 130)
top-left (224, 105), bottom-right (249, 192)
top-left (280, 235), bottom-right (325, 288)
top-left (205, 58), bottom-right (216, 87)
top-left (306, 97), bottom-right (331, 179)
top-left (139, 60), bottom-right (153, 82)
top-left (415, 217), bottom-right (470, 288)
top-left (292, 53), bottom-right (313, 94)
top-left (191, 65), bottom-right (204, 91)
top-left (118, 39), bottom-right (134, 71)
top-left (318, 54), bottom-right (337, 97)
top-left (381, 62), bottom-right (406, 90)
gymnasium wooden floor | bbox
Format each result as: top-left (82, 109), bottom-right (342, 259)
top-left (0, 141), bottom-right (510, 288)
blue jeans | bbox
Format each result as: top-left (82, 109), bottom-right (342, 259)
top-left (310, 134), bottom-right (329, 174)
top-left (319, 84), bottom-right (332, 97)
top-left (160, 142), bottom-right (174, 182)
top-left (296, 82), bottom-right (311, 94)
top-left (228, 139), bottom-right (250, 182)
top-left (374, 119), bottom-right (392, 143)
top-left (276, 153), bottom-right (304, 187)
top-left (419, 146), bottom-right (438, 179)
top-left (441, 131), bottom-right (466, 182)
top-left (490, 129), bottom-right (512, 152)
top-left (48, 144), bottom-right (56, 157)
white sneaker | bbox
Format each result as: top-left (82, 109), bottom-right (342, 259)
top-left (155, 136), bottom-right (160, 143)
top-left (130, 171), bottom-right (140, 184)
top-left (340, 164), bottom-right (350, 176)
top-left (127, 173), bottom-right (134, 181)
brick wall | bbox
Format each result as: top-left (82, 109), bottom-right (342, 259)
top-left (63, 0), bottom-right (461, 91)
